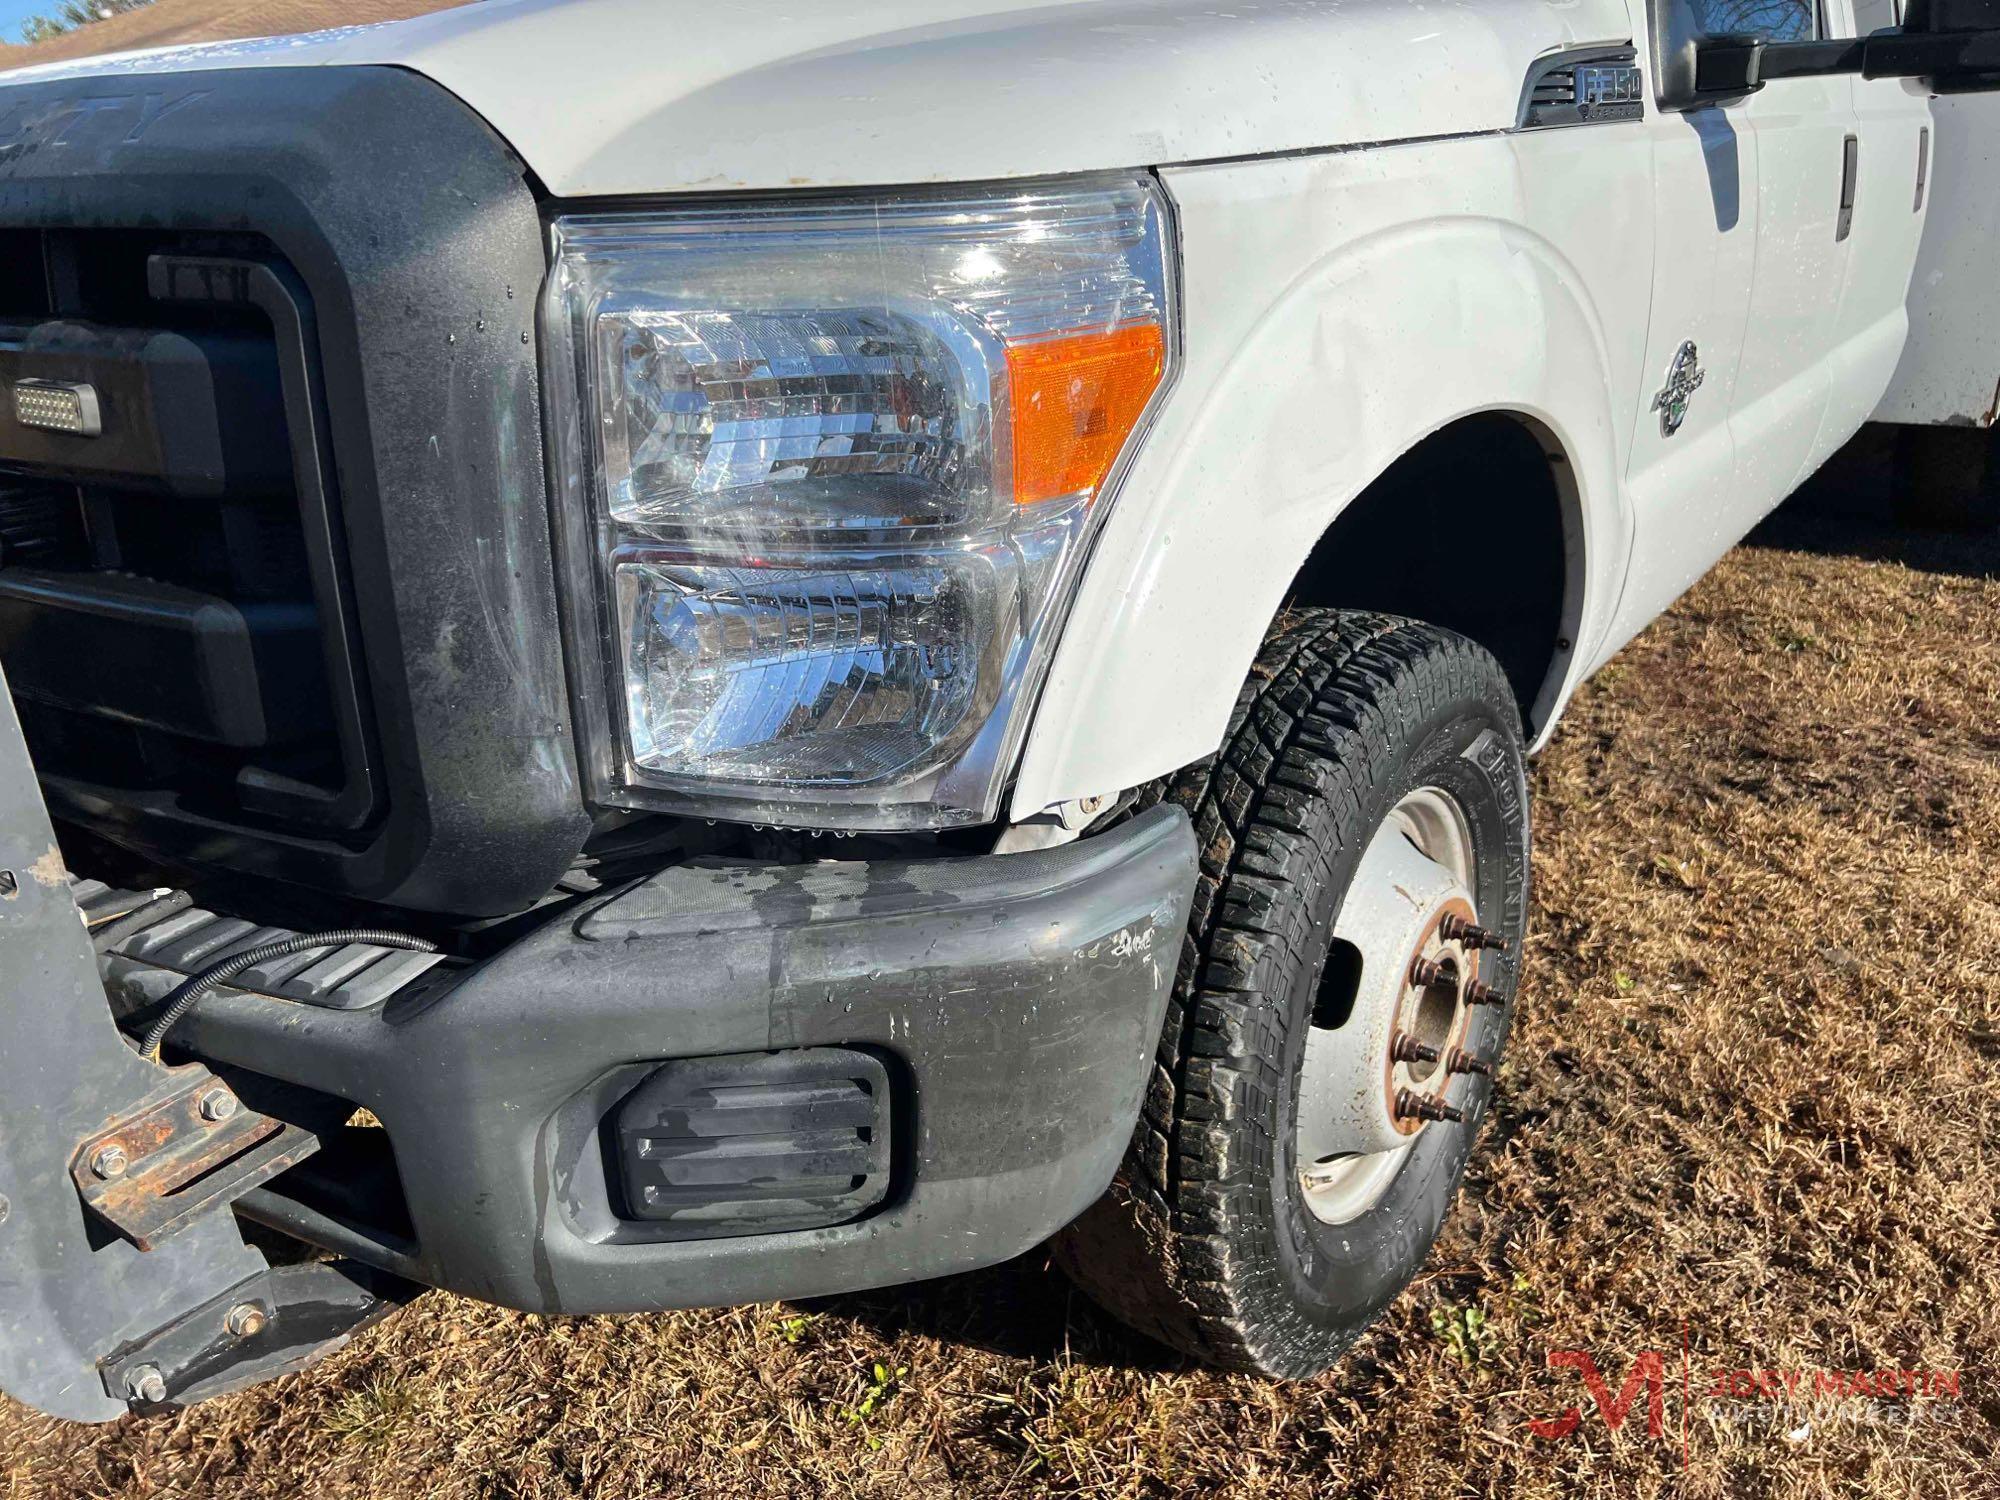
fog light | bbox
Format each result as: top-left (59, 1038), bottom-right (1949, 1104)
top-left (614, 1049), bottom-right (892, 1236)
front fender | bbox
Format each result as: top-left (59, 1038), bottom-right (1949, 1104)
top-left (1010, 132), bottom-right (1651, 817)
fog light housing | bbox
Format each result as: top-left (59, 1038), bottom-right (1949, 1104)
top-left (613, 1049), bottom-right (892, 1236)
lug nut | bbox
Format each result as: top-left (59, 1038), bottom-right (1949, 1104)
top-left (1446, 1047), bottom-right (1496, 1078)
top-left (197, 1088), bottom-right (238, 1123)
top-left (1440, 914), bottom-right (1509, 951)
top-left (89, 1143), bottom-right (129, 1180)
top-left (1395, 1088), bottom-right (1466, 1125)
top-left (124, 1364), bottom-right (167, 1405)
top-left (1464, 978), bottom-right (1507, 1007)
top-left (1390, 1032), bottom-right (1441, 1065)
top-left (1409, 954), bottom-right (1455, 989)
top-left (224, 1301), bottom-right (267, 1339)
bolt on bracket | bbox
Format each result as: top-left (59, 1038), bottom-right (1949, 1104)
top-left (69, 1071), bottom-right (321, 1252)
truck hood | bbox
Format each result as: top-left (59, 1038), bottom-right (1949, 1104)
top-left (0, 0), bottom-right (1633, 197)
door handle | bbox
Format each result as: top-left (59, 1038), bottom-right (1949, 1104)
top-left (1836, 133), bottom-right (1858, 242)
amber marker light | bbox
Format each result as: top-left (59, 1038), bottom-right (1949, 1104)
top-left (1007, 322), bottom-right (1168, 507)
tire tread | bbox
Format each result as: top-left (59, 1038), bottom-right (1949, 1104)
top-left (1057, 608), bottom-right (1520, 1374)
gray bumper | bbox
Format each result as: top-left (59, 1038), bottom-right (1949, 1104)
top-left (184, 806), bottom-right (1197, 1313)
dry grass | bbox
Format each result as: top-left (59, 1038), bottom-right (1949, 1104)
top-left (0, 0), bottom-right (468, 69)
top-left (3, 469), bottom-right (1997, 1498)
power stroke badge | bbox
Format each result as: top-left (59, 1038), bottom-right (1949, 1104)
top-left (1652, 340), bottom-right (1705, 437)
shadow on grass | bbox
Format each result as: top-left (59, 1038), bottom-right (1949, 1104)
top-left (795, 1250), bottom-right (1192, 1373)
top-left (1750, 427), bottom-right (2000, 580)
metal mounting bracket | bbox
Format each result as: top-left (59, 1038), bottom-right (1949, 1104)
top-left (70, 1072), bottom-right (322, 1252)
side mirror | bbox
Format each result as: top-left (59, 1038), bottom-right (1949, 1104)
top-left (1906, 0), bottom-right (2000, 31)
top-left (1654, 0), bottom-right (2000, 111)
top-left (1899, 0), bottom-right (2000, 90)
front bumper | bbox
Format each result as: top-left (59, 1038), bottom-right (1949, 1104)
top-left (172, 806), bottom-right (1195, 1313)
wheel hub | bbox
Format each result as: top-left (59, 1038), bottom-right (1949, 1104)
top-left (1295, 787), bottom-right (1503, 1225)
top-left (1385, 900), bottom-right (1476, 1130)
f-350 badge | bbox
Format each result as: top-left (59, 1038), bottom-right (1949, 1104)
top-left (1652, 340), bottom-right (1705, 437)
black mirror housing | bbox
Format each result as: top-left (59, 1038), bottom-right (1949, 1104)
top-left (1905, 0), bottom-right (2000, 30)
top-left (1654, 0), bottom-right (2000, 112)
top-left (1903, 0), bottom-right (2000, 89)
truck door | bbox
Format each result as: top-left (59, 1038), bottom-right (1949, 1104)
top-left (1825, 0), bottom-right (1936, 441)
top-left (1606, 3), bottom-right (1761, 643)
top-left (1719, 0), bottom-right (1859, 509)
top-left (1611, 0), bottom-right (1863, 646)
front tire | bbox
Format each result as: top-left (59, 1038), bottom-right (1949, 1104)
top-left (1057, 610), bottom-right (1530, 1377)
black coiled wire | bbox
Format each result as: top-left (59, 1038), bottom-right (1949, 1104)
top-left (138, 928), bottom-right (438, 1060)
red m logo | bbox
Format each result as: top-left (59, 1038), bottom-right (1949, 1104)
top-left (1530, 1349), bottom-right (1668, 1440)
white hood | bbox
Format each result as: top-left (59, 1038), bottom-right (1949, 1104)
top-left (0, 0), bottom-right (1635, 197)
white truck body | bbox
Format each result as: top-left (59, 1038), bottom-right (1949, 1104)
top-left (1873, 89), bottom-right (2000, 425)
top-left (8, 0), bottom-right (1949, 814)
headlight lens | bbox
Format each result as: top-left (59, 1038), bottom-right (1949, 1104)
top-left (612, 552), bottom-right (1003, 784)
top-left (600, 305), bottom-right (993, 532)
top-left (545, 175), bottom-right (1176, 829)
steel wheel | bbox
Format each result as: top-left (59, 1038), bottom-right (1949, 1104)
top-left (1293, 787), bottom-right (1500, 1224)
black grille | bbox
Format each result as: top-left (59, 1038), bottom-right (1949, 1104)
top-left (0, 228), bottom-right (375, 838)
top-left (0, 66), bottom-right (588, 916)
top-left (1531, 68), bottom-right (1578, 107)
top-left (0, 481), bottom-right (86, 566)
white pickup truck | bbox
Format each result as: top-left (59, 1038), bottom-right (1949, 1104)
top-left (1, 0), bottom-right (1997, 1419)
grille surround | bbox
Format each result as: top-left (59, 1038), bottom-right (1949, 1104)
top-left (0, 239), bottom-right (378, 834)
top-left (0, 66), bottom-right (590, 916)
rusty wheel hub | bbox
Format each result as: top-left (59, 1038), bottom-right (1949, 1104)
top-left (1295, 787), bottom-right (1504, 1226)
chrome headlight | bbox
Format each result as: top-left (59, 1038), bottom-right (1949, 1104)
top-left (545, 175), bottom-right (1177, 829)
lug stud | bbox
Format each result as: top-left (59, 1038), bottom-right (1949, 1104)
top-left (1394, 1088), bottom-right (1465, 1124)
top-left (1440, 914), bottom-right (1509, 952)
top-left (1446, 1047), bottom-right (1496, 1078)
top-left (1464, 978), bottom-right (1507, 1007)
top-left (124, 1364), bottom-right (167, 1405)
top-left (1390, 1032), bottom-right (1441, 1065)
top-left (1409, 954), bottom-right (1454, 989)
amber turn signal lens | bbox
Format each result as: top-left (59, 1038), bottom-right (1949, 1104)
top-left (1006, 323), bottom-right (1166, 507)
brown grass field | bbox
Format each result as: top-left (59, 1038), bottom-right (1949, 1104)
top-left (2, 465), bottom-right (1996, 1498)
top-left (3, 8), bottom-right (1999, 1496)
top-left (0, 0), bottom-right (468, 68)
